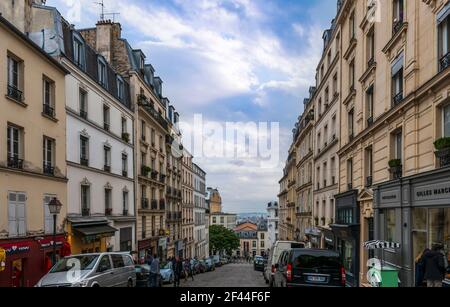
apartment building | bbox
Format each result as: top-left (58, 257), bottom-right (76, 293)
top-left (266, 201), bottom-right (279, 249)
top-left (234, 221), bottom-right (268, 258)
top-left (280, 147), bottom-right (297, 241)
top-left (210, 213), bottom-right (238, 231)
top-left (182, 148), bottom-right (194, 259)
top-left (0, 14), bottom-right (68, 287)
top-left (193, 163), bottom-right (208, 259)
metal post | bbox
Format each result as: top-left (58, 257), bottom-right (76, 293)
top-left (52, 214), bottom-right (57, 265)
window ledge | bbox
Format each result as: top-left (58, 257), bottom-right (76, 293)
top-left (382, 22), bottom-right (408, 55)
top-left (359, 61), bottom-right (377, 84)
top-left (344, 38), bottom-right (357, 61)
top-left (5, 95), bottom-right (27, 108)
top-left (41, 113), bottom-right (59, 123)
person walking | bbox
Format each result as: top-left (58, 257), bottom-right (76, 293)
top-left (149, 254), bottom-right (160, 287)
top-left (173, 256), bottom-right (183, 288)
top-left (422, 245), bottom-right (447, 287)
top-left (415, 249), bottom-right (429, 287)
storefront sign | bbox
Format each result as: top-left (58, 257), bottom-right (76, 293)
top-left (414, 183), bottom-right (450, 201)
top-left (38, 236), bottom-right (65, 250)
top-left (0, 242), bottom-right (31, 255)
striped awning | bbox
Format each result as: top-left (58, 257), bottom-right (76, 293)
top-left (364, 240), bottom-right (400, 250)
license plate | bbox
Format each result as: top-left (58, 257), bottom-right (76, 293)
top-left (307, 276), bottom-right (326, 283)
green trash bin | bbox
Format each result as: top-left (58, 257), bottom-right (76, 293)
top-left (379, 265), bottom-right (399, 287)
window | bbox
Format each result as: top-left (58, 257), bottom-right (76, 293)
top-left (80, 136), bottom-right (89, 166)
top-left (349, 11), bottom-right (355, 39)
top-left (79, 89), bottom-right (88, 119)
top-left (105, 189), bottom-right (112, 214)
top-left (43, 137), bottom-right (54, 175)
top-left (393, 130), bottom-right (403, 161)
top-left (348, 108), bottom-right (354, 140)
top-left (122, 153), bottom-right (128, 176)
top-left (444, 105), bottom-right (450, 137)
top-left (97, 256), bottom-right (111, 272)
top-left (338, 208), bottom-right (353, 225)
top-left (333, 73), bottom-right (338, 96)
top-left (7, 125), bottom-right (22, 168)
top-left (141, 121), bottom-right (146, 141)
top-left (73, 36), bottom-right (85, 68)
top-left (438, 4), bottom-right (450, 71)
top-left (7, 54), bottom-right (23, 102)
top-left (159, 135), bottom-right (163, 151)
top-left (220, 217), bottom-right (225, 224)
top-left (44, 195), bottom-right (56, 234)
top-left (98, 58), bottom-right (107, 88)
top-left (8, 192), bottom-right (26, 237)
top-left (347, 159), bottom-right (353, 189)
top-left (365, 147), bottom-right (373, 186)
top-left (385, 209), bottom-right (396, 242)
top-left (349, 60), bottom-right (355, 90)
top-left (103, 104), bottom-right (110, 131)
top-left (327, 51), bottom-right (332, 68)
top-left (252, 241), bottom-right (257, 248)
top-left (261, 241), bottom-right (265, 248)
top-left (81, 185), bottom-right (90, 215)
top-left (121, 117), bottom-right (127, 134)
top-left (393, 0), bottom-right (404, 33)
top-left (318, 98), bottom-right (322, 116)
top-left (324, 87), bottom-right (329, 106)
top-left (366, 85), bottom-right (374, 125)
top-left (117, 76), bottom-right (124, 100)
top-left (367, 27), bottom-right (375, 64)
top-left (331, 157), bottom-right (336, 185)
top-left (151, 129), bottom-right (155, 146)
top-left (104, 146), bottom-right (111, 171)
top-left (392, 53), bottom-right (404, 105)
top-left (43, 78), bottom-right (55, 117)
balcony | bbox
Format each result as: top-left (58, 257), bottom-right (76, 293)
top-left (348, 132), bottom-right (354, 142)
top-left (392, 92), bottom-right (403, 106)
top-left (160, 199), bottom-right (166, 210)
top-left (151, 171), bottom-right (158, 181)
top-left (440, 52), bottom-right (450, 72)
top-left (80, 157), bottom-right (89, 167)
top-left (368, 57), bottom-right (375, 68)
top-left (7, 157), bottom-right (24, 169)
top-left (82, 208), bottom-right (90, 217)
top-left (159, 174), bottom-right (166, 183)
top-left (104, 165), bottom-right (111, 173)
top-left (367, 116), bottom-right (374, 127)
top-left (141, 198), bottom-right (149, 209)
top-left (141, 165), bottom-right (150, 177)
top-left (123, 209), bottom-right (128, 216)
top-left (43, 162), bottom-right (54, 176)
top-left (151, 199), bottom-right (158, 210)
top-left (7, 85), bottom-right (23, 102)
top-left (393, 20), bottom-right (404, 35)
top-left (105, 208), bottom-right (112, 216)
top-left (167, 187), bottom-right (172, 195)
top-left (80, 110), bottom-right (88, 120)
top-left (122, 170), bottom-right (128, 177)
top-left (366, 176), bottom-right (373, 188)
top-left (43, 104), bottom-right (55, 118)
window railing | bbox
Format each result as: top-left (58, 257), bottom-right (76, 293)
top-left (123, 209), bottom-right (128, 216)
top-left (141, 198), bottom-right (149, 209)
top-left (366, 176), bottom-right (373, 187)
top-left (393, 19), bottom-right (404, 35)
top-left (82, 207), bottom-right (90, 216)
top-left (368, 57), bottom-right (375, 68)
top-left (80, 157), bottom-right (89, 166)
top-left (8, 157), bottom-right (24, 169)
top-left (122, 170), bottom-right (128, 177)
top-left (103, 123), bottom-right (110, 132)
top-left (80, 110), bottom-right (88, 119)
top-left (440, 51), bottom-right (450, 72)
top-left (104, 165), bottom-right (111, 172)
top-left (7, 85), bottom-right (23, 102)
top-left (43, 162), bottom-right (55, 175)
top-left (392, 92), bottom-right (403, 106)
top-left (105, 208), bottom-right (112, 216)
top-left (43, 104), bottom-right (55, 118)
top-left (367, 116), bottom-right (374, 127)
top-left (151, 199), bottom-right (158, 210)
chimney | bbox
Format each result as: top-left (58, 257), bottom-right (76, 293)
top-left (95, 19), bottom-right (121, 63)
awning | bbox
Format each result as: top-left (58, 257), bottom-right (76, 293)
top-left (74, 225), bottom-right (117, 237)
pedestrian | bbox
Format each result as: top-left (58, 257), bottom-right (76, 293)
top-left (415, 248), bottom-right (429, 287)
top-left (422, 244), bottom-right (447, 287)
top-left (173, 256), bottom-right (183, 287)
top-left (149, 254), bottom-right (160, 287)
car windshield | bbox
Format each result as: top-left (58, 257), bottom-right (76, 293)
top-left (292, 254), bottom-right (340, 270)
top-left (50, 255), bottom-right (99, 273)
top-left (163, 263), bottom-right (172, 269)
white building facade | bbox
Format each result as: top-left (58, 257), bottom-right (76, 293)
top-left (267, 201), bottom-right (279, 249)
top-left (193, 163), bottom-right (208, 259)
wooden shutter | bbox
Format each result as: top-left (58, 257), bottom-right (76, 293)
top-left (8, 193), bottom-right (17, 237)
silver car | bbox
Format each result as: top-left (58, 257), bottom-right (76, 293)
top-left (35, 253), bottom-right (136, 287)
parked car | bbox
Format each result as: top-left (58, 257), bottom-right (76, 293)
top-left (220, 256), bottom-right (229, 265)
top-left (273, 249), bottom-right (345, 288)
top-left (36, 253), bottom-right (136, 287)
top-left (265, 241), bottom-right (305, 287)
top-left (213, 255), bottom-right (222, 267)
top-left (254, 256), bottom-right (265, 272)
top-left (204, 258), bottom-right (215, 271)
top-left (197, 260), bottom-right (207, 273)
top-left (160, 262), bottom-right (174, 284)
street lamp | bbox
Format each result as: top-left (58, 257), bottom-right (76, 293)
top-left (48, 197), bottom-right (63, 265)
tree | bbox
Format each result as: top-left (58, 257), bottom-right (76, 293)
top-left (209, 225), bottom-right (240, 256)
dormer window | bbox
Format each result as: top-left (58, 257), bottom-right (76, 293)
top-left (73, 35), bottom-right (85, 69)
top-left (98, 57), bottom-right (107, 88)
top-left (140, 56), bottom-right (145, 70)
top-left (117, 76), bottom-right (124, 100)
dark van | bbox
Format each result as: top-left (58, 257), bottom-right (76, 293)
top-left (273, 249), bottom-right (345, 287)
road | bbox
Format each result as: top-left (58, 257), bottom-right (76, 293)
top-left (165, 263), bottom-right (268, 287)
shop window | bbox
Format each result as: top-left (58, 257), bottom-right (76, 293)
top-left (391, 53), bottom-right (404, 106)
top-left (438, 3), bottom-right (450, 71)
top-left (385, 209), bottom-right (396, 243)
top-left (443, 104), bottom-right (450, 137)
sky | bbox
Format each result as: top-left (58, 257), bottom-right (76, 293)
top-left (47, 0), bottom-right (337, 213)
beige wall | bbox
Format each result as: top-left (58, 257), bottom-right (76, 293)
top-left (0, 20), bottom-right (67, 237)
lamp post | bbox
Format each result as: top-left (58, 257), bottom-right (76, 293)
top-left (48, 197), bottom-right (63, 265)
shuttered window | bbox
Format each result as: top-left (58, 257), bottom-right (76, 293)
top-left (44, 194), bottom-right (56, 234)
top-left (8, 192), bottom-right (26, 237)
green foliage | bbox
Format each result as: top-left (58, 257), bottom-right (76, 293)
top-left (209, 225), bottom-right (240, 256)
top-left (388, 159), bottom-right (402, 168)
top-left (434, 137), bottom-right (450, 150)
top-left (141, 165), bottom-right (151, 176)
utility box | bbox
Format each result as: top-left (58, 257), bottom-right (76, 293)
top-left (380, 265), bottom-right (399, 288)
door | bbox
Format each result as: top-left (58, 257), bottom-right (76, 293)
top-left (95, 255), bottom-right (114, 287)
top-left (110, 254), bottom-right (126, 287)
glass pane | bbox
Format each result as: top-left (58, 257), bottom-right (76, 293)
top-left (429, 208), bottom-right (449, 250)
top-left (386, 209), bottom-right (396, 242)
top-left (444, 105), bottom-right (450, 137)
top-left (413, 208), bottom-right (427, 231)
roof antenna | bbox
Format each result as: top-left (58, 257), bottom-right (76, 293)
top-left (95, 0), bottom-right (105, 21)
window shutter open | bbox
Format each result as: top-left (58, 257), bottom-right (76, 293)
top-left (8, 193), bottom-right (17, 237)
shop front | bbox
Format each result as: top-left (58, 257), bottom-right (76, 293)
top-left (322, 228), bottom-right (336, 250)
top-left (0, 235), bottom-right (67, 287)
top-left (373, 167), bottom-right (450, 287)
top-left (68, 219), bottom-right (117, 255)
top-left (331, 190), bottom-right (360, 287)
top-left (305, 227), bottom-right (322, 249)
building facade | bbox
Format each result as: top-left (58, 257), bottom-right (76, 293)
top-left (235, 221), bottom-right (268, 258)
top-left (207, 187), bottom-right (222, 214)
top-left (210, 213), bottom-right (238, 231)
top-left (266, 201), bottom-right (279, 249)
top-left (182, 148), bottom-right (194, 259)
top-left (193, 163), bottom-right (208, 259)
top-left (0, 13), bottom-right (68, 287)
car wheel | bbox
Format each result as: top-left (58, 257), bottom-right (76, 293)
top-left (127, 279), bottom-right (133, 288)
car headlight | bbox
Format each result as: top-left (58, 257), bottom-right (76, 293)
top-left (72, 280), bottom-right (90, 287)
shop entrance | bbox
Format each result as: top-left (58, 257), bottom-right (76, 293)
top-left (11, 259), bottom-right (24, 287)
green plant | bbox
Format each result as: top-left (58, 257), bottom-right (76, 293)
top-left (434, 137), bottom-right (450, 150)
top-left (141, 165), bottom-right (151, 176)
top-left (122, 132), bottom-right (130, 143)
top-left (388, 159), bottom-right (402, 168)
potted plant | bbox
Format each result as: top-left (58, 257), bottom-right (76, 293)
top-left (122, 132), bottom-right (130, 143)
top-left (388, 159), bottom-right (402, 179)
top-left (141, 165), bottom-right (151, 176)
top-left (434, 137), bottom-right (450, 167)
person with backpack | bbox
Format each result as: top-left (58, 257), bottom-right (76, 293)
top-left (422, 244), bottom-right (447, 287)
